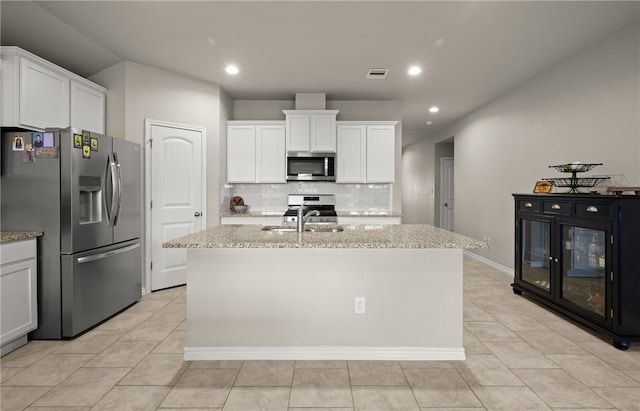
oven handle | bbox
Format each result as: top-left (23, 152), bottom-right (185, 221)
top-left (76, 243), bottom-right (140, 264)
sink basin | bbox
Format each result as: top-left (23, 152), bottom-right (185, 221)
top-left (261, 225), bottom-right (344, 233)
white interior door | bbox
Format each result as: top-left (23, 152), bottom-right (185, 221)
top-left (440, 157), bottom-right (454, 231)
top-left (146, 120), bottom-right (205, 291)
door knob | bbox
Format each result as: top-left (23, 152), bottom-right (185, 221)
top-left (194, 211), bottom-right (202, 217)
top-left (444, 203), bottom-right (449, 207)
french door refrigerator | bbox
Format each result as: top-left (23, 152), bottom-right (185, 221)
top-left (1, 127), bottom-right (142, 339)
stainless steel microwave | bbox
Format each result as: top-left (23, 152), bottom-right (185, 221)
top-left (286, 153), bottom-right (336, 181)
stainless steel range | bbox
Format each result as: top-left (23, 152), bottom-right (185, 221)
top-left (283, 194), bottom-right (338, 225)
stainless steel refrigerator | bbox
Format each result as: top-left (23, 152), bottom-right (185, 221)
top-left (1, 127), bottom-right (142, 339)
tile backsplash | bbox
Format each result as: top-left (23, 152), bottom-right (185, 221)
top-left (220, 183), bottom-right (393, 213)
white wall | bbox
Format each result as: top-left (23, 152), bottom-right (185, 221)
top-left (403, 23), bottom-right (639, 268)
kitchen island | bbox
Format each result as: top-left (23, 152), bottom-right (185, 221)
top-left (165, 224), bottom-right (485, 361)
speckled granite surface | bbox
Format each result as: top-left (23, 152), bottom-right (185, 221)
top-left (220, 211), bottom-right (402, 218)
top-left (1, 231), bottom-right (43, 243)
top-left (164, 224), bottom-right (486, 249)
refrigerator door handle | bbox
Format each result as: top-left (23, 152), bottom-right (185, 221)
top-left (76, 243), bottom-right (141, 264)
top-left (105, 152), bottom-right (119, 227)
top-left (113, 153), bottom-right (123, 226)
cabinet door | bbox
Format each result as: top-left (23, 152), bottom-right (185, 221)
top-left (517, 216), bottom-right (552, 296)
top-left (558, 221), bottom-right (611, 325)
top-left (310, 113), bottom-right (336, 152)
top-left (256, 125), bottom-right (286, 183)
top-left (19, 58), bottom-right (69, 129)
top-left (70, 81), bottom-right (105, 134)
top-left (366, 125), bottom-right (395, 183)
top-left (286, 113), bottom-right (310, 152)
top-left (227, 125), bottom-right (256, 183)
top-left (336, 125), bottom-right (366, 183)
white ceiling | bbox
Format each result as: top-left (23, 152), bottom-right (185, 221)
top-left (1, 1), bottom-right (638, 146)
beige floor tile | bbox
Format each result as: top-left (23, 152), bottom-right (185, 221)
top-left (288, 409), bottom-right (353, 411)
top-left (416, 408), bottom-right (486, 411)
top-left (120, 320), bottom-right (181, 341)
top-left (2, 353), bottom-right (94, 386)
top-left (591, 387), bottom-right (640, 410)
top-left (153, 330), bottom-right (186, 354)
top-left (295, 360), bottom-right (347, 369)
top-left (547, 354), bottom-right (640, 387)
top-left (160, 368), bottom-right (237, 408)
top-left (463, 330), bottom-right (492, 354)
top-left (513, 368), bottom-right (613, 409)
top-left (0, 386), bottom-right (51, 410)
top-left (464, 302), bottom-right (496, 322)
top-left (403, 368), bottom-right (481, 408)
top-left (492, 313), bottom-right (549, 332)
top-left (0, 341), bottom-right (67, 368)
top-left (399, 360), bottom-right (454, 369)
top-left (471, 386), bottom-right (551, 410)
top-left (95, 311), bottom-right (152, 332)
top-left (622, 369), bottom-right (640, 383)
top-left (31, 367), bottom-right (129, 407)
top-left (25, 406), bottom-right (91, 410)
top-left (351, 386), bottom-right (419, 410)
top-left (176, 320), bottom-right (187, 330)
top-left (149, 302), bottom-right (187, 322)
top-left (91, 385), bottom-right (170, 410)
top-left (53, 330), bottom-right (124, 354)
top-left (578, 342), bottom-right (640, 370)
top-left (483, 341), bottom-right (558, 369)
top-left (84, 341), bottom-right (157, 368)
top-left (222, 386), bottom-right (290, 410)
top-left (453, 354), bottom-right (524, 386)
top-left (189, 360), bottom-right (243, 369)
top-left (235, 360), bottom-right (295, 387)
top-left (516, 330), bottom-right (588, 355)
top-left (0, 367), bottom-right (23, 383)
top-left (118, 353), bottom-right (189, 386)
top-left (464, 321), bottom-right (522, 342)
top-left (541, 320), bottom-right (605, 344)
top-left (289, 368), bottom-right (352, 408)
top-left (348, 361), bottom-right (407, 386)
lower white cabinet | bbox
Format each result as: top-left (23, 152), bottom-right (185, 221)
top-left (1, 238), bottom-right (38, 355)
top-left (227, 121), bottom-right (286, 183)
top-left (336, 122), bottom-right (397, 183)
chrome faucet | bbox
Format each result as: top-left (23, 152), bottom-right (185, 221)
top-left (297, 202), bottom-right (320, 233)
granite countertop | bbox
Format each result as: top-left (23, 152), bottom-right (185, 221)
top-left (1, 231), bottom-right (43, 243)
top-left (164, 224), bottom-right (486, 249)
top-left (220, 211), bottom-right (402, 218)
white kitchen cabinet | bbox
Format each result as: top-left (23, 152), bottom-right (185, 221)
top-left (336, 122), bottom-right (397, 183)
top-left (283, 110), bottom-right (339, 152)
top-left (71, 80), bottom-right (106, 134)
top-left (227, 121), bottom-right (285, 183)
top-left (220, 216), bottom-right (284, 225)
top-left (338, 216), bottom-right (402, 225)
top-left (1, 47), bottom-right (106, 133)
top-left (1, 238), bottom-right (38, 356)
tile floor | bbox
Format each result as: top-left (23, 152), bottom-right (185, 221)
top-left (1, 257), bottom-right (639, 410)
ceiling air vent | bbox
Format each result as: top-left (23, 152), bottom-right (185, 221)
top-left (366, 68), bottom-right (389, 80)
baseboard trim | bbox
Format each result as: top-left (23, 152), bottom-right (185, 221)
top-left (184, 346), bottom-right (465, 361)
top-left (463, 250), bottom-right (513, 276)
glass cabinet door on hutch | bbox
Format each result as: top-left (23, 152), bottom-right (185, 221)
top-left (518, 218), bottom-right (551, 294)
top-left (559, 223), bottom-right (610, 324)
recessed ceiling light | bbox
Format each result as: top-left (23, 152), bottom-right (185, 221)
top-left (408, 66), bottom-right (422, 76)
top-left (425, 121), bottom-right (433, 125)
top-left (429, 106), bottom-right (440, 113)
top-left (225, 65), bottom-right (239, 75)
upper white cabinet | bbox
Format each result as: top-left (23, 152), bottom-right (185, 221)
top-left (1, 47), bottom-right (106, 133)
top-left (336, 121), bottom-right (397, 184)
top-left (227, 121), bottom-right (286, 183)
top-left (283, 110), bottom-right (339, 152)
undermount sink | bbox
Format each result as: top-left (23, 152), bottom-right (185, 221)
top-left (261, 225), bottom-right (344, 233)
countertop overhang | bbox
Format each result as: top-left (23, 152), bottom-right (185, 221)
top-left (1, 231), bottom-right (43, 243)
top-left (164, 223), bottom-right (486, 249)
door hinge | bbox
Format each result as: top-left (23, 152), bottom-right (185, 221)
top-left (149, 138), bottom-right (153, 148)
top-left (611, 272), bottom-right (614, 281)
top-left (611, 308), bottom-right (614, 318)
top-left (150, 201), bottom-right (153, 209)
top-left (611, 235), bottom-right (614, 245)
top-left (150, 262), bottom-right (153, 270)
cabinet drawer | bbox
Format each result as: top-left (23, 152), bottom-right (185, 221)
top-left (518, 199), bottom-right (540, 212)
top-left (543, 201), bottom-right (570, 215)
top-left (574, 202), bottom-right (612, 219)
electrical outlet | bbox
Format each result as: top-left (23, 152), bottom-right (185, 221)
top-left (354, 297), bottom-right (366, 314)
